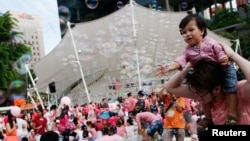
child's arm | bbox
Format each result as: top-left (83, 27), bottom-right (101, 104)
top-left (214, 43), bottom-right (229, 65)
top-left (156, 62), bottom-right (180, 76)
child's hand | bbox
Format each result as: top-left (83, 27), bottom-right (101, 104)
top-left (219, 55), bottom-right (229, 66)
top-left (156, 64), bottom-right (170, 76)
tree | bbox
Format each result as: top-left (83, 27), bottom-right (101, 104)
top-left (0, 12), bottom-right (31, 90)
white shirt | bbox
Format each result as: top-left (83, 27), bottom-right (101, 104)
top-left (110, 134), bottom-right (124, 141)
top-left (16, 118), bottom-right (28, 139)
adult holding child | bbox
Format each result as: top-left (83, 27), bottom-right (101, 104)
top-left (157, 14), bottom-right (238, 126)
top-left (162, 42), bottom-right (250, 140)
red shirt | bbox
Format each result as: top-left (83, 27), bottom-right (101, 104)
top-left (95, 121), bottom-right (103, 131)
top-left (33, 116), bottom-right (47, 135)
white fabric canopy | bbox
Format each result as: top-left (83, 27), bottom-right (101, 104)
top-left (33, 2), bottom-right (231, 104)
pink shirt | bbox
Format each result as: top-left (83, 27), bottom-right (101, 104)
top-left (88, 128), bottom-right (97, 138)
top-left (175, 36), bottom-right (226, 70)
top-left (211, 80), bottom-right (250, 124)
top-left (184, 98), bottom-right (192, 113)
top-left (116, 126), bottom-right (125, 137)
top-left (125, 97), bottom-right (137, 112)
top-left (135, 112), bottom-right (160, 123)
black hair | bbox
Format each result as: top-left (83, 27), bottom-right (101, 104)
top-left (108, 126), bottom-right (117, 134)
top-left (21, 137), bottom-right (28, 141)
top-left (186, 60), bottom-right (224, 92)
top-left (59, 105), bottom-right (69, 118)
top-left (127, 92), bottom-right (132, 97)
top-left (37, 105), bottom-right (43, 113)
top-left (50, 105), bottom-right (57, 111)
top-left (7, 110), bottom-right (16, 128)
top-left (40, 131), bottom-right (59, 141)
top-left (82, 124), bottom-right (89, 138)
top-left (102, 126), bottom-right (110, 135)
top-left (179, 14), bottom-right (207, 38)
top-left (127, 117), bottom-right (134, 125)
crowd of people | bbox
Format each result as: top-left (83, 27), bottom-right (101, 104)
top-left (1, 13), bottom-right (250, 141)
top-left (0, 89), bottom-right (202, 141)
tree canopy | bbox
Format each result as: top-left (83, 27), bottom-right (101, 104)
top-left (0, 12), bottom-right (31, 90)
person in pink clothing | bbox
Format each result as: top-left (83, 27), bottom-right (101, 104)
top-left (86, 121), bottom-right (97, 141)
top-left (125, 92), bottom-right (137, 113)
top-left (157, 14), bottom-right (238, 125)
top-left (116, 118), bottom-right (126, 138)
top-left (163, 43), bottom-right (250, 140)
top-left (132, 111), bottom-right (163, 141)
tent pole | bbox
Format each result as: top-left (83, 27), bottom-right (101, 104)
top-left (67, 21), bottom-right (91, 104)
top-left (130, 0), bottom-right (142, 90)
top-left (27, 88), bottom-right (38, 110)
top-left (25, 64), bottom-right (45, 109)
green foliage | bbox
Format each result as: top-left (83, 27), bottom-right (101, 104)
top-left (207, 9), bottom-right (245, 30)
top-left (0, 12), bottom-right (18, 42)
top-left (0, 12), bottom-right (31, 90)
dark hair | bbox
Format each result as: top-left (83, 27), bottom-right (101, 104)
top-left (179, 14), bottom-right (207, 38)
top-left (127, 92), bottom-right (132, 97)
top-left (40, 131), bottom-right (59, 141)
top-left (127, 117), bottom-right (134, 125)
top-left (7, 110), bottom-right (15, 128)
top-left (102, 126), bottom-right (110, 135)
top-left (21, 137), bottom-right (28, 141)
top-left (50, 105), bottom-right (57, 111)
top-left (82, 124), bottom-right (89, 138)
top-left (37, 105), bottom-right (43, 113)
top-left (59, 105), bottom-right (69, 118)
top-left (186, 60), bottom-right (224, 92)
top-left (108, 126), bottom-right (117, 134)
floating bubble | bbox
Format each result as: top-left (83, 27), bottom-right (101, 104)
top-left (85, 0), bottom-right (99, 9)
top-left (117, 1), bottom-right (124, 9)
top-left (11, 29), bottom-right (23, 43)
top-left (0, 90), bottom-right (7, 105)
top-left (9, 80), bottom-right (25, 94)
top-left (58, 5), bottom-right (71, 21)
top-left (13, 52), bottom-right (32, 75)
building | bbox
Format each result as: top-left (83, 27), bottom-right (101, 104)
top-left (10, 11), bottom-right (45, 68)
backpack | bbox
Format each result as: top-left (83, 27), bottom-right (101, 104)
top-left (135, 98), bottom-right (145, 112)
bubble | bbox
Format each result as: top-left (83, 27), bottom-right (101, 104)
top-left (117, 1), bottom-right (124, 9)
top-left (9, 80), bottom-right (25, 94)
top-left (0, 90), bottom-right (7, 105)
top-left (58, 5), bottom-right (71, 21)
top-left (181, 1), bottom-right (188, 10)
top-left (11, 29), bottom-right (23, 43)
top-left (85, 0), bottom-right (99, 9)
top-left (13, 52), bottom-right (32, 75)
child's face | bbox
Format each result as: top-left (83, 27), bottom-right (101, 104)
top-left (180, 19), bottom-right (204, 47)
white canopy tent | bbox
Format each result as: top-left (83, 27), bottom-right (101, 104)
top-left (33, 2), bottom-right (231, 104)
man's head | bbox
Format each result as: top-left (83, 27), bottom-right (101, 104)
top-left (127, 92), bottom-right (132, 97)
top-left (186, 60), bottom-right (224, 103)
top-left (138, 90), bottom-right (145, 97)
top-left (40, 131), bottom-right (59, 141)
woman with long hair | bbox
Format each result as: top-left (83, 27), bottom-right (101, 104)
top-left (5, 110), bottom-right (19, 141)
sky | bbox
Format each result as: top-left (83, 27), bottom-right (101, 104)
top-left (0, 0), bottom-right (61, 56)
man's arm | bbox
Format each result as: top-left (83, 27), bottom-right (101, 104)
top-left (162, 63), bottom-right (196, 99)
top-left (221, 42), bottom-right (250, 95)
